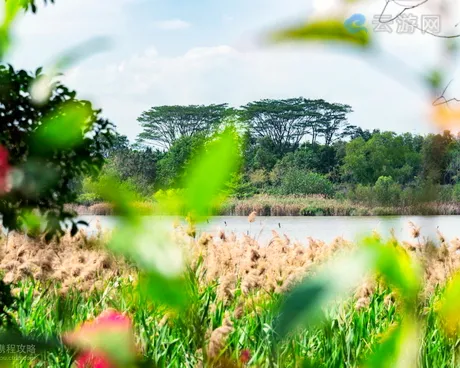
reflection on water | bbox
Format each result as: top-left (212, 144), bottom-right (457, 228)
top-left (78, 215), bottom-right (460, 245)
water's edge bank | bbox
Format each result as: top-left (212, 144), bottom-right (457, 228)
top-left (66, 196), bottom-right (460, 217)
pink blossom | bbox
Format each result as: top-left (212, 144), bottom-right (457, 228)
top-left (240, 349), bottom-right (251, 364)
top-left (64, 309), bottom-right (135, 368)
top-left (0, 146), bottom-right (10, 194)
top-left (75, 350), bottom-right (113, 368)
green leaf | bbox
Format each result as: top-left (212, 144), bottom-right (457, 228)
top-left (0, 0), bottom-right (25, 59)
top-left (90, 175), bottom-right (142, 220)
top-left (425, 69), bottom-right (444, 92)
top-left (363, 238), bottom-right (421, 308)
top-left (138, 271), bottom-right (188, 310)
top-left (19, 211), bottom-right (42, 237)
top-left (364, 324), bottom-right (402, 368)
top-left (54, 37), bottom-right (111, 70)
top-left (182, 126), bottom-right (241, 221)
top-left (274, 237), bottom-right (422, 340)
top-left (274, 248), bottom-right (376, 339)
top-left (363, 319), bottom-right (419, 368)
top-left (31, 101), bottom-right (93, 153)
top-left (108, 219), bottom-right (187, 309)
top-left (270, 18), bottom-right (372, 49)
top-left (437, 272), bottom-right (460, 336)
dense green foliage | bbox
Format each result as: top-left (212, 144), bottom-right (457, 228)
top-left (0, 64), bottom-right (113, 237)
top-left (84, 99), bottom-right (460, 208)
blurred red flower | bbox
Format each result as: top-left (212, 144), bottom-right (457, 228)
top-left (240, 349), bottom-right (251, 364)
top-left (64, 309), bottom-right (136, 368)
top-left (0, 146), bottom-right (10, 194)
top-left (75, 351), bottom-right (113, 368)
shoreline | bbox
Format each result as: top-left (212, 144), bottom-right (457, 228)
top-left (66, 195), bottom-right (460, 217)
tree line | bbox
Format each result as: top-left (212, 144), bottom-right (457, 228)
top-left (80, 98), bottom-right (460, 207)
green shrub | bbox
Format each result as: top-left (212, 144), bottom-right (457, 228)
top-left (278, 170), bottom-right (334, 197)
top-left (454, 183), bottom-right (460, 202)
top-left (374, 176), bottom-right (401, 206)
top-left (76, 192), bottom-right (102, 206)
top-left (349, 184), bottom-right (373, 204)
top-left (438, 185), bottom-right (454, 202)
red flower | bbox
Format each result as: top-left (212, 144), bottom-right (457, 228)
top-left (240, 349), bottom-right (251, 364)
top-left (0, 146), bottom-right (10, 194)
top-left (64, 309), bottom-right (136, 368)
top-left (75, 350), bottom-right (113, 368)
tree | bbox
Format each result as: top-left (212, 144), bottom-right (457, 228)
top-left (342, 132), bottom-right (422, 185)
top-left (104, 146), bottom-right (160, 194)
top-left (316, 101), bottom-right (353, 145)
top-left (136, 104), bottom-right (230, 150)
top-left (446, 137), bottom-right (460, 184)
top-left (155, 134), bottom-right (206, 188)
top-left (421, 131), bottom-right (454, 185)
top-left (241, 98), bottom-right (320, 153)
top-left (241, 98), bottom-right (353, 151)
top-left (0, 64), bottom-right (113, 238)
top-left (342, 127), bottom-right (380, 142)
top-left (245, 136), bottom-right (281, 172)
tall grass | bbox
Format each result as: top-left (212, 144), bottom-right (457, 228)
top-left (223, 195), bottom-right (460, 217)
top-left (69, 195), bottom-right (460, 217)
top-left (2, 224), bottom-right (460, 366)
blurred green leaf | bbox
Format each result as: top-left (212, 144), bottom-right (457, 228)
top-left (425, 69), bottom-right (444, 93)
top-left (275, 237), bottom-right (422, 340)
top-left (182, 126), bottom-right (241, 221)
top-left (54, 37), bottom-right (111, 70)
top-left (93, 175), bottom-right (187, 309)
top-left (90, 175), bottom-right (142, 220)
top-left (270, 18), bottom-right (371, 49)
top-left (364, 320), bottom-right (419, 368)
top-left (109, 222), bottom-right (188, 309)
top-left (31, 101), bottom-right (93, 152)
top-left (363, 238), bottom-right (421, 308)
top-left (30, 38), bottom-right (111, 105)
top-left (437, 272), bottom-right (460, 336)
top-left (0, 0), bottom-right (25, 59)
top-left (139, 271), bottom-right (188, 310)
top-left (364, 324), bottom-right (402, 368)
top-left (19, 211), bottom-right (42, 237)
top-left (274, 248), bottom-right (376, 338)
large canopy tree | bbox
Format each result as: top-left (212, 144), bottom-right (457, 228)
top-left (316, 101), bottom-right (354, 145)
top-left (136, 104), bottom-right (230, 150)
top-left (241, 98), bottom-right (317, 153)
top-left (240, 98), bottom-right (354, 153)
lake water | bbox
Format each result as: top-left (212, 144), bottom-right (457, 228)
top-left (77, 215), bottom-right (460, 245)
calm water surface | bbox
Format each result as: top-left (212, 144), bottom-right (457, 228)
top-left (78, 215), bottom-right (460, 245)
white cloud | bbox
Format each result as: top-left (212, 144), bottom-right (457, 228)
top-left (63, 43), bottom-right (435, 141)
top-left (153, 19), bottom-right (191, 31)
top-left (6, 0), bottom-right (446, 142)
top-left (8, 0), bottom-right (132, 68)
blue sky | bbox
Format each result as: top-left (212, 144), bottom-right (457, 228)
top-left (5, 0), bottom-right (460, 140)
